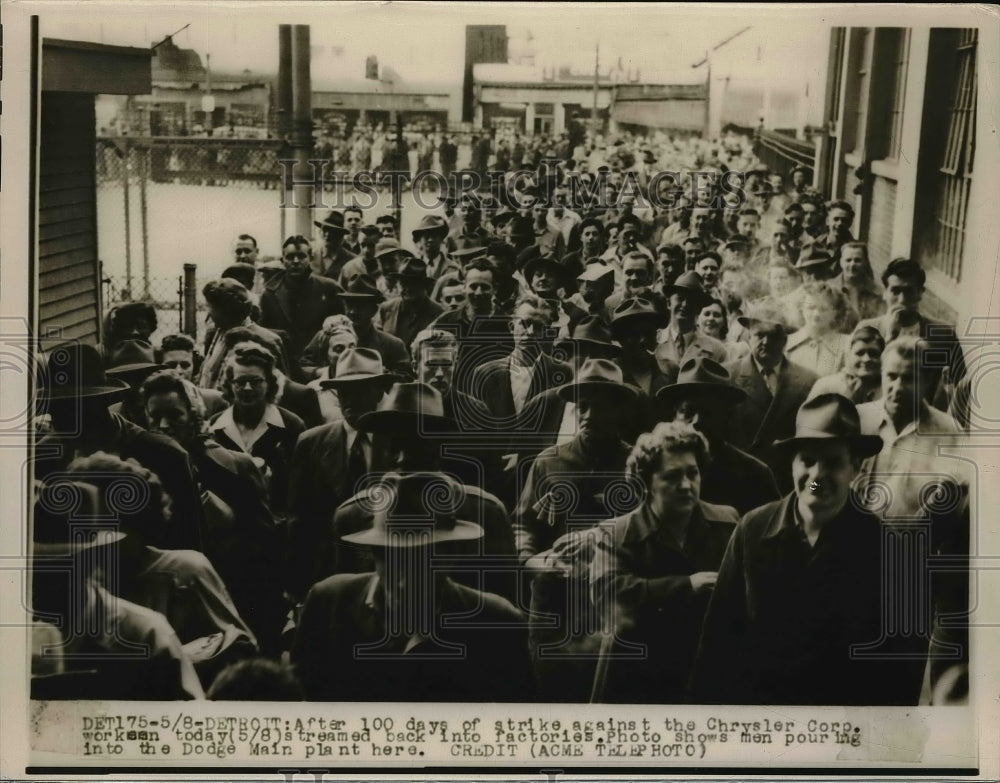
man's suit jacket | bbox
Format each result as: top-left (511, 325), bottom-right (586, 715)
top-left (275, 375), bottom-right (323, 430)
top-left (286, 421), bottom-right (392, 599)
top-left (356, 327), bottom-right (412, 379)
top-left (316, 246), bottom-right (355, 282)
top-left (471, 352), bottom-right (573, 424)
top-left (378, 296), bottom-right (444, 352)
top-left (260, 274), bottom-right (344, 366)
top-left (855, 311), bottom-right (966, 408)
top-left (290, 573), bottom-right (532, 702)
top-left (654, 331), bottom-right (728, 375)
top-left (725, 355), bottom-right (818, 493)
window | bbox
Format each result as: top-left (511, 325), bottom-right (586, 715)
top-left (929, 28), bottom-right (977, 281)
top-left (852, 28), bottom-right (873, 155)
top-left (884, 29), bottom-right (911, 160)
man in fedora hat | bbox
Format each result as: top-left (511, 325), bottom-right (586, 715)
top-left (330, 382), bottom-right (516, 601)
top-left (337, 274), bottom-right (411, 377)
top-left (691, 393), bottom-right (906, 706)
top-left (725, 302), bottom-right (819, 492)
top-left (514, 358), bottom-right (640, 568)
top-left (657, 357), bottom-right (781, 514)
top-left (471, 294), bottom-right (573, 422)
top-left (286, 347), bottom-right (395, 601)
top-left (565, 261), bottom-right (617, 330)
top-left (520, 246), bottom-right (572, 301)
top-left (654, 270), bottom-right (725, 374)
top-left (106, 339), bottom-right (166, 428)
top-left (562, 216), bottom-right (607, 279)
top-left (35, 341), bottom-right (206, 552)
top-left (605, 251), bottom-right (668, 317)
top-left (260, 235), bottom-right (345, 374)
top-left (412, 214), bottom-right (460, 281)
top-left (378, 255), bottom-right (443, 350)
top-left (290, 470), bottom-right (532, 702)
top-left (313, 210), bottom-right (355, 282)
top-left (30, 478), bottom-right (206, 700)
top-left (450, 194), bottom-right (492, 252)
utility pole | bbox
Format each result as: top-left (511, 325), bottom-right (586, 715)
top-left (290, 25), bottom-right (313, 238)
top-left (590, 42), bottom-right (599, 137)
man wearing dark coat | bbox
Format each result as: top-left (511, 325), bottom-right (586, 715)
top-left (377, 256), bottom-right (444, 350)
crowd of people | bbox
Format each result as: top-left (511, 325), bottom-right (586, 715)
top-left (31, 130), bottom-right (972, 706)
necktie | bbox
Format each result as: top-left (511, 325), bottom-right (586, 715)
top-left (762, 367), bottom-right (777, 396)
top-left (348, 433), bottom-right (368, 489)
top-left (675, 333), bottom-right (686, 361)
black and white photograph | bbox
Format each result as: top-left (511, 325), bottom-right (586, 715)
top-left (2, 1), bottom-right (997, 776)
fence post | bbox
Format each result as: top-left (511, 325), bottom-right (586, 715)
top-left (122, 138), bottom-right (133, 300)
top-left (139, 143), bottom-right (151, 301)
top-left (183, 263), bottom-right (198, 339)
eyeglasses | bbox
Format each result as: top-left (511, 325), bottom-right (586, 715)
top-left (233, 376), bottom-right (266, 388)
top-left (164, 360), bottom-right (192, 370)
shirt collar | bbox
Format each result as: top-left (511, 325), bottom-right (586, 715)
top-left (212, 403), bottom-right (284, 433)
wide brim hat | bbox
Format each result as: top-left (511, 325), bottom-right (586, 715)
top-left (340, 471), bottom-right (483, 548)
top-left (390, 256), bottom-right (429, 280)
top-left (557, 358), bottom-right (640, 405)
top-left (521, 248), bottom-right (570, 286)
top-left (319, 347), bottom-right (395, 389)
top-left (314, 210), bottom-right (350, 234)
top-left (358, 381), bottom-right (455, 433)
top-left (38, 342), bottom-right (130, 402)
top-left (737, 301), bottom-right (791, 333)
top-left (338, 274), bottom-right (385, 302)
top-left (105, 339), bottom-right (166, 378)
top-left (609, 297), bottom-right (663, 336)
top-left (664, 271), bottom-right (713, 308)
top-left (451, 245), bottom-right (487, 264)
top-left (374, 238), bottom-right (403, 259)
top-left (411, 215), bottom-right (449, 238)
top-left (773, 393), bottom-right (883, 458)
top-left (32, 479), bottom-right (128, 557)
top-left (656, 356), bottom-right (747, 407)
top-left (554, 315), bottom-right (621, 357)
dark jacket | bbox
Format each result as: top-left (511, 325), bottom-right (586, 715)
top-left (590, 500), bottom-right (739, 703)
top-left (725, 355), bottom-right (818, 492)
top-left (291, 573), bottom-right (533, 701)
top-left (285, 421), bottom-right (393, 599)
top-left (471, 352), bottom-right (574, 423)
top-left (260, 274), bottom-right (344, 368)
top-left (701, 441), bottom-right (782, 515)
top-left (430, 308), bottom-right (514, 395)
top-left (379, 296), bottom-right (444, 351)
top-left (690, 493), bottom-right (908, 705)
top-left (275, 375), bottom-right (323, 430)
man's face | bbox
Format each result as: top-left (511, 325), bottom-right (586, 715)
top-left (234, 239), bottom-right (258, 264)
top-left (532, 204), bottom-right (548, 224)
top-left (441, 284), bottom-right (466, 311)
top-left (683, 240), bottom-right (704, 267)
top-left (344, 210), bottom-right (363, 237)
top-left (828, 207), bottom-right (852, 238)
top-left (792, 171), bottom-right (807, 190)
top-left (618, 225), bottom-right (639, 251)
top-left (784, 209), bottom-right (803, 232)
top-left (848, 339), bottom-right (881, 381)
top-left (327, 334), bottom-right (357, 366)
top-left (579, 277), bottom-right (612, 306)
top-left (530, 266), bottom-right (559, 296)
top-left (146, 391), bottom-right (196, 446)
top-left (884, 274), bottom-right (923, 313)
top-left (690, 209), bottom-right (712, 236)
top-left (511, 303), bottom-right (550, 350)
top-left (792, 441), bottom-right (858, 519)
top-left (417, 345), bottom-right (456, 397)
top-left (337, 382), bottom-right (384, 428)
top-left (768, 266), bottom-right (794, 298)
top-left (577, 391), bottom-right (619, 443)
top-left (416, 233), bottom-right (442, 258)
top-left (162, 349), bottom-right (194, 381)
top-left (464, 269), bottom-right (494, 313)
top-left (801, 203), bottom-right (820, 230)
top-left (377, 221), bottom-right (396, 239)
top-left (882, 351), bottom-right (922, 424)
top-left (282, 242), bottom-right (312, 281)
top-left (695, 257), bottom-right (720, 288)
top-left (736, 215), bottom-right (759, 238)
top-left (748, 322), bottom-right (786, 369)
top-left (399, 278), bottom-right (426, 303)
top-left (669, 292), bottom-right (699, 328)
top-left (580, 225), bottom-right (602, 253)
top-left (344, 299), bottom-right (379, 332)
top-left (840, 246), bottom-right (866, 281)
top-left (648, 449), bottom-right (701, 517)
top-left (622, 257), bottom-right (652, 292)
top-left (322, 228), bottom-right (344, 251)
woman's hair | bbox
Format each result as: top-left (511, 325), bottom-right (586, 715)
top-left (222, 341), bottom-right (279, 403)
top-left (627, 421), bottom-right (710, 489)
top-left (159, 333), bottom-right (195, 354)
top-left (207, 657), bottom-right (304, 701)
top-left (849, 324), bottom-right (886, 353)
top-left (799, 281), bottom-right (848, 329)
top-left (140, 369), bottom-right (207, 435)
top-left (203, 279), bottom-right (252, 323)
top-left (65, 451), bottom-right (173, 534)
top-left (698, 296), bottom-right (729, 339)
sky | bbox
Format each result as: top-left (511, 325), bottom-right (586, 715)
top-left (33, 2), bottom-right (841, 85)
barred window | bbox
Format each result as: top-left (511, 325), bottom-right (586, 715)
top-left (928, 28), bottom-right (977, 281)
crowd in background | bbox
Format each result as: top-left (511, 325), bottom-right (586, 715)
top-left (31, 128), bottom-right (971, 706)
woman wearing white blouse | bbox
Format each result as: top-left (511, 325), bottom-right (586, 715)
top-left (784, 282), bottom-right (851, 377)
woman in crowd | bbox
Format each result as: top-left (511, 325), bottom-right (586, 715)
top-left (831, 241), bottom-right (885, 330)
top-left (306, 316), bottom-right (358, 423)
top-left (784, 282), bottom-right (851, 377)
top-left (589, 422), bottom-right (739, 703)
top-left (808, 325), bottom-right (885, 403)
top-left (209, 342), bottom-right (304, 514)
top-left (696, 296), bottom-right (749, 364)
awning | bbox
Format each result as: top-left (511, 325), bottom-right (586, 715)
top-left (612, 99), bottom-right (705, 131)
